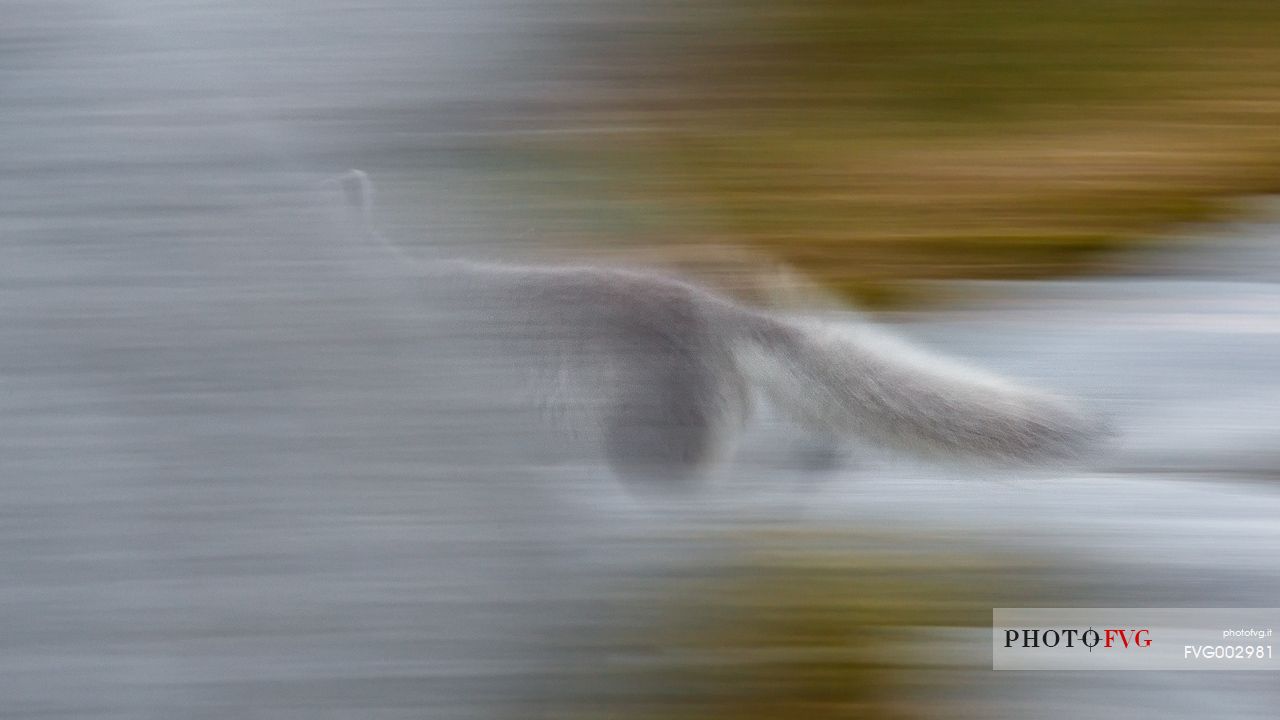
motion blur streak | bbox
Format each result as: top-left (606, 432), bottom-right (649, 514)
top-left (2, 2), bottom-right (1280, 719)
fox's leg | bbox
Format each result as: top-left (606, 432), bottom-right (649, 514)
top-left (601, 347), bottom-right (749, 490)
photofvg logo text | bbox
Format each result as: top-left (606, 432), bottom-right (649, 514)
top-left (1003, 627), bottom-right (1151, 651)
top-left (993, 608), bottom-right (1280, 671)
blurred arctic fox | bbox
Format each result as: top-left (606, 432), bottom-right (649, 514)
top-left (333, 171), bottom-right (1105, 487)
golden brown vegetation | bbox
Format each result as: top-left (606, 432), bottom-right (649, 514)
top-left (520, 530), bottom-right (1097, 720)
top-left (511, 0), bottom-right (1280, 304)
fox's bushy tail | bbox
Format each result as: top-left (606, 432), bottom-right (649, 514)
top-left (735, 313), bottom-right (1104, 463)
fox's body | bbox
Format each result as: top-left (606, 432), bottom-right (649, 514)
top-left (334, 171), bottom-right (1104, 486)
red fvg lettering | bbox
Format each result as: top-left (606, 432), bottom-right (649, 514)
top-left (1104, 629), bottom-right (1152, 648)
